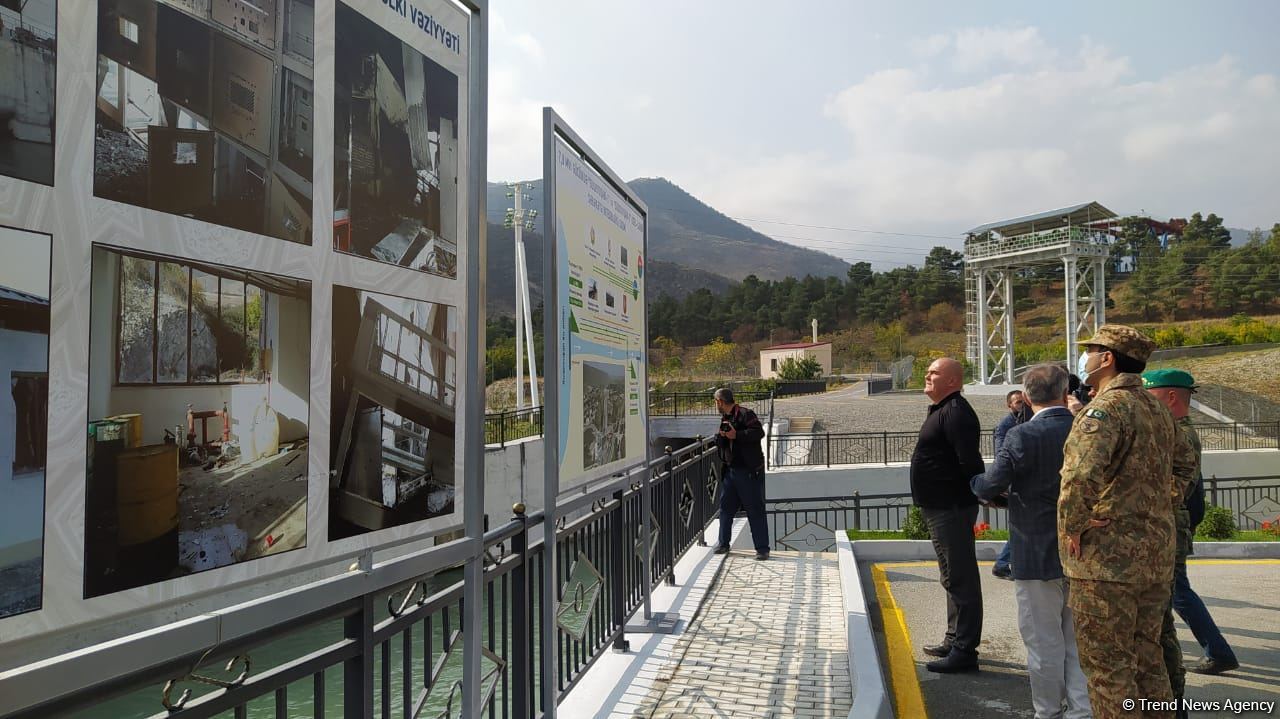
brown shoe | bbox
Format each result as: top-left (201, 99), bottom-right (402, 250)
top-left (922, 642), bottom-right (952, 658)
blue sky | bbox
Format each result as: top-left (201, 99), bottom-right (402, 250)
top-left (489, 1), bottom-right (1280, 265)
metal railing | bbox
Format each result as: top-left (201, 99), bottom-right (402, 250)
top-left (5, 440), bottom-right (725, 719)
top-left (484, 406), bottom-right (545, 446)
top-left (763, 474), bottom-right (1280, 551)
top-left (647, 391), bottom-right (773, 418)
top-left (769, 422), bottom-right (1279, 468)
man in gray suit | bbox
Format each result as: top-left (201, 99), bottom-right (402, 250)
top-left (972, 364), bottom-right (1090, 719)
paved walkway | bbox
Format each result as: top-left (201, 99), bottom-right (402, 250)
top-left (629, 551), bottom-right (852, 718)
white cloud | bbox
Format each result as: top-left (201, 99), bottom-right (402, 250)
top-left (689, 30), bottom-right (1279, 246)
top-left (488, 11), bottom-right (560, 180)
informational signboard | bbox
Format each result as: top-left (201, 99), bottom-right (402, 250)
top-left (547, 126), bottom-right (648, 494)
top-left (0, 0), bottom-right (485, 650)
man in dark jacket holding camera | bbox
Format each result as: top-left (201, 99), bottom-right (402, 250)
top-left (713, 387), bottom-right (770, 560)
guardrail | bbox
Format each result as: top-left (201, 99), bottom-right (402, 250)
top-left (647, 391), bottom-right (774, 418)
top-left (764, 475), bottom-right (1280, 551)
top-left (3, 440), bottom-right (725, 719)
top-left (769, 422), bottom-right (1279, 468)
top-left (484, 405), bottom-right (544, 446)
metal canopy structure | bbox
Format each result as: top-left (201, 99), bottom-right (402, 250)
top-left (964, 202), bottom-right (1117, 384)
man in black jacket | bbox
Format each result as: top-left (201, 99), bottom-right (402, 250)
top-left (911, 357), bottom-right (985, 672)
top-left (712, 388), bottom-right (770, 560)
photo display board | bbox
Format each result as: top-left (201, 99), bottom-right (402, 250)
top-left (549, 132), bottom-right (648, 493)
top-left (0, 0), bottom-right (480, 648)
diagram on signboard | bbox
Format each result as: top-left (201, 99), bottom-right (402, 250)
top-left (553, 139), bottom-right (646, 490)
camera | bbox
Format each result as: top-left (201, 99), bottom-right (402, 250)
top-left (719, 418), bottom-right (733, 434)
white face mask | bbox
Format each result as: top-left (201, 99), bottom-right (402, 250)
top-left (1070, 350), bottom-right (1090, 383)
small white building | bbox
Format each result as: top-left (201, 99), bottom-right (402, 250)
top-left (759, 341), bottom-right (832, 380)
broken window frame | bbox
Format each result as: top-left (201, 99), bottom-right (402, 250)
top-left (113, 251), bottom-right (270, 387)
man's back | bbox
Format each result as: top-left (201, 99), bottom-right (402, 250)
top-left (973, 407), bottom-right (1073, 580)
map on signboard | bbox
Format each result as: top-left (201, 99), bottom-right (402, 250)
top-left (557, 553), bottom-right (604, 640)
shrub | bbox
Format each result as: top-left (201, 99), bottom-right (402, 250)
top-left (903, 506), bottom-right (930, 540)
top-left (1198, 505), bottom-right (1236, 540)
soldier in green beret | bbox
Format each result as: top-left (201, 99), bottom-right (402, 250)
top-left (1059, 325), bottom-right (1198, 719)
top-left (1144, 368), bottom-right (1239, 692)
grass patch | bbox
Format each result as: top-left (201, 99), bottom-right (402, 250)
top-left (1196, 530), bottom-right (1280, 542)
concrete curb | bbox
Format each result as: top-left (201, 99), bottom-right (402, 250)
top-left (835, 532), bottom-right (893, 719)
top-left (1187, 542), bottom-right (1280, 558)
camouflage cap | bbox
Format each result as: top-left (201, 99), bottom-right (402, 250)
top-left (1142, 368), bottom-right (1197, 392)
top-left (1077, 324), bottom-right (1156, 363)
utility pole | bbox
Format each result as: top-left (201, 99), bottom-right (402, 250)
top-left (505, 183), bottom-right (540, 411)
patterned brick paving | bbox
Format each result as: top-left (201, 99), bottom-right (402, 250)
top-left (626, 551), bottom-right (852, 719)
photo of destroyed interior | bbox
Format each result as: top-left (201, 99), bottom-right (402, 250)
top-left (85, 244), bottom-right (311, 598)
top-left (0, 0), bottom-right (56, 185)
top-left (334, 1), bottom-right (460, 279)
top-left (93, 0), bottom-right (315, 244)
top-left (0, 226), bottom-right (50, 619)
top-left (330, 285), bottom-right (457, 540)
top-left (582, 360), bottom-right (625, 471)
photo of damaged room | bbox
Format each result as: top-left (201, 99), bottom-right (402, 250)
top-left (1, 0), bottom-right (56, 186)
top-left (334, 1), bottom-right (460, 279)
top-left (93, 0), bottom-right (315, 244)
top-left (0, 226), bottom-right (50, 619)
top-left (85, 244), bottom-right (311, 598)
top-left (330, 285), bottom-right (457, 540)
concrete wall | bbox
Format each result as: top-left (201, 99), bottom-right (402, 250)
top-left (0, 326), bottom-right (47, 562)
top-left (484, 436), bottom-right (544, 527)
top-left (88, 250), bottom-right (310, 447)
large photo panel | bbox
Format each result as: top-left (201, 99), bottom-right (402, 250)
top-left (85, 244), bottom-right (311, 598)
top-left (0, 226), bottom-right (51, 619)
top-left (333, 0), bottom-right (461, 279)
top-left (0, 0), bottom-right (56, 185)
top-left (93, 0), bottom-right (315, 244)
top-left (330, 284), bottom-right (458, 540)
top-left (552, 137), bottom-right (648, 493)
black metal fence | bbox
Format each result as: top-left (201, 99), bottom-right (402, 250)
top-left (763, 474), bottom-right (1280, 551)
top-left (484, 406), bottom-right (545, 446)
top-left (10, 441), bottom-right (724, 719)
top-left (769, 422), bottom-right (1280, 468)
top-left (646, 391), bottom-right (774, 418)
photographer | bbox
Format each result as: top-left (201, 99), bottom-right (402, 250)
top-left (712, 388), bottom-right (770, 560)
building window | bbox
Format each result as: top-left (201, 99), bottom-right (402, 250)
top-left (11, 373), bottom-right (48, 475)
top-left (117, 256), bottom-right (268, 385)
top-left (770, 358), bottom-right (778, 371)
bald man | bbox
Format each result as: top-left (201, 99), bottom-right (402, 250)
top-left (912, 357), bottom-right (986, 672)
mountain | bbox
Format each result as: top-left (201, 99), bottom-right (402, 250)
top-left (484, 178), bottom-right (850, 314)
top-left (627, 178), bottom-right (850, 281)
top-left (485, 224), bottom-right (733, 314)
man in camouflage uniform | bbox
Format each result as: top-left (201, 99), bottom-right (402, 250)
top-left (1058, 325), bottom-right (1197, 719)
top-left (1141, 369), bottom-right (1202, 717)
top-left (1145, 369), bottom-right (1239, 693)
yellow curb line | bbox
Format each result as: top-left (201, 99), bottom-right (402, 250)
top-left (871, 564), bottom-right (927, 719)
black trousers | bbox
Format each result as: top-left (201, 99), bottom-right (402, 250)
top-left (922, 504), bottom-right (983, 653)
